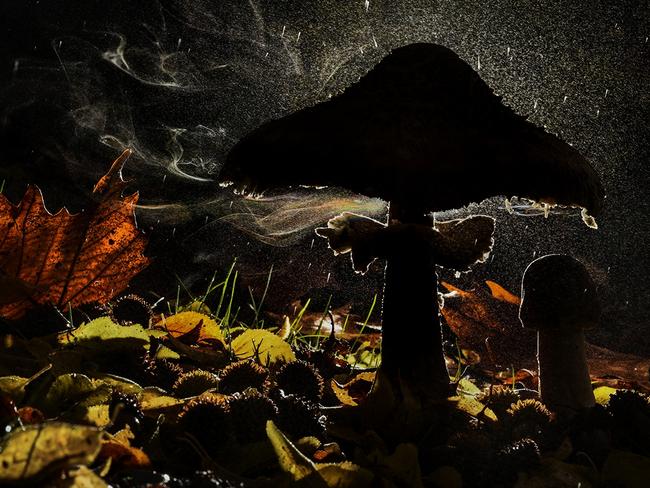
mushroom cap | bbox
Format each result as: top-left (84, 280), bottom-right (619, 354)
top-left (519, 254), bottom-right (601, 331)
top-left (221, 43), bottom-right (604, 217)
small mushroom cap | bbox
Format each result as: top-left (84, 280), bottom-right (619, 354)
top-left (519, 254), bottom-right (601, 331)
top-left (221, 43), bottom-right (603, 217)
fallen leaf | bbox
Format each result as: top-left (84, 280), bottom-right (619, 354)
top-left (231, 329), bottom-right (295, 366)
top-left (42, 373), bottom-right (109, 416)
top-left (0, 422), bottom-right (102, 483)
top-left (447, 395), bottom-right (497, 421)
top-left (593, 385), bottom-right (617, 406)
top-left (139, 386), bottom-right (185, 414)
top-left (155, 311), bottom-right (224, 345)
top-left (99, 427), bottom-right (150, 469)
top-left (266, 420), bottom-right (373, 487)
top-left (0, 149), bottom-right (149, 320)
top-left (58, 316), bottom-right (150, 350)
top-left (330, 371), bottom-right (375, 406)
top-left (0, 375), bottom-right (30, 403)
top-left (485, 280), bottom-right (521, 305)
top-left (49, 465), bottom-right (108, 487)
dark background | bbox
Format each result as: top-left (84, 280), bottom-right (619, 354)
top-left (0, 1), bottom-right (648, 353)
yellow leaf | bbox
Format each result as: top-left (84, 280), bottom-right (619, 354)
top-left (0, 375), bottom-right (29, 402)
top-left (265, 420), bottom-right (373, 487)
top-left (594, 386), bottom-right (617, 406)
top-left (448, 395), bottom-right (497, 421)
top-left (0, 422), bottom-right (102, 483)
top-left (54, 465), bottom-right (109, 487)
top-left (231, 329), bottom-right (295, 366)
top-left (83, 405), bottom-right (111, 428)
top-left (156, 311), bottom-right (224, 344)
top-left (317, 462), bottom-right (374, 488)
top-left (139, 387), bottom-right (185, 413)
top-left (58, 317), bottom-right (150, 350)
top-left (457, 378), bottom-right (482, 397)
top-left (266, 420), bottom-right (318, 481)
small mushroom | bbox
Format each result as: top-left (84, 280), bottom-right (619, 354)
top-left (519, 254), bottom-right (601, 414)
top-left (220, 43), bottom-right (604, 406)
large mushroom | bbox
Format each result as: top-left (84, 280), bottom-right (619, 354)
top-left (219, 43), bottom-right (604, 406)
top-left (519, 254), bottom-right (601, 414)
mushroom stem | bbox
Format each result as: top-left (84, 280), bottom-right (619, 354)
top-left (378, 202), bottom-right (451, 400)
top-left (537, 328), bottom-right (595, 412)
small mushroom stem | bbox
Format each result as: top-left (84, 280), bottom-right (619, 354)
top-left (537, 327), bottom-right (595, 412)
top-left (378, 201), bottom-right (451, 400)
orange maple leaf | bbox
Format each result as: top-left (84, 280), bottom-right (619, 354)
top-left (0, 149), bottom-right (150, 319)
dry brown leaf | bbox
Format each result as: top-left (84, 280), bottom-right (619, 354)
top-left (485, 280), bottom-right (521, 305)
top-left (99, 431), bottom-right (151, 469)
top-left (0, 149), bottom-right (150, 319)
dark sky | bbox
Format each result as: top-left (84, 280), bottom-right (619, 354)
top-left (0, 1), bottom-right (648, 352)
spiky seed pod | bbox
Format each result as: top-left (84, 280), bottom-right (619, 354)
top-left (607, 389), bottom-right (650, 454)
top-left (275, 392), bottom-right (326, 439)
top-left (506, 399), bottom-right (553, 441)
top-left (274, 360), bottom-right (325, 403)
top-left (178, 396), bottom-right (233, 453)
top-left (607, 389), bottom-right (650, 419)
top-left (108, 391), bottom-right (144, 435)
top-left (109, 294), bottom-right (154, 326)
top-left (482, 438), bottom-right (541, 487)
top-left (228, 389), bottom-right (278, 443)
top-left (143, 357), bottom-right (184, 391)
top-left (498, 438), bottom-right (541, 469)
top-left (218, 361), bottom-right (268, 395)
top-left (479, 385), bottom-right (520, 421)
top-left (173, 370), bottom-right (220, 398)
top-left (190, 471), bottom-right (247, 488)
